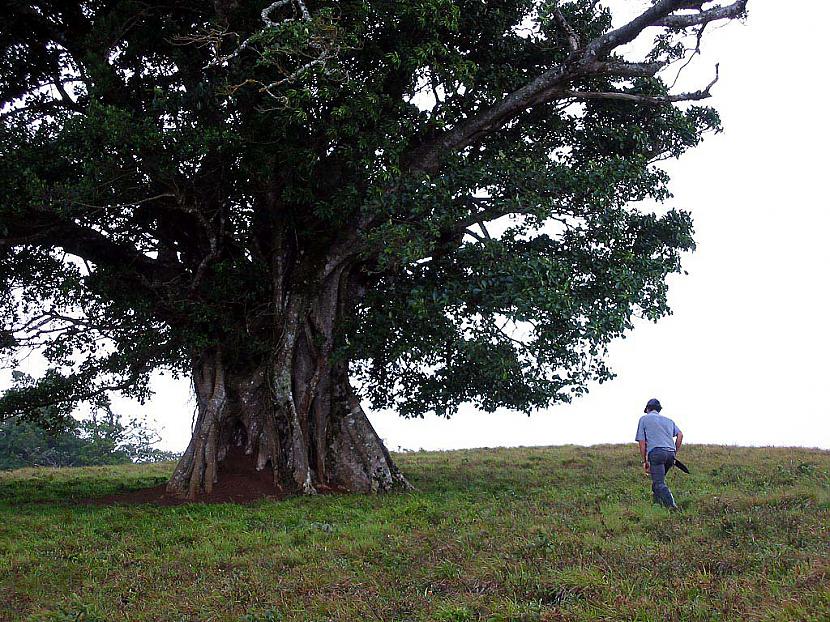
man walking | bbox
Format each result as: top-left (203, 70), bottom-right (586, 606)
top-left (635, 398), bottom-right (683, 509)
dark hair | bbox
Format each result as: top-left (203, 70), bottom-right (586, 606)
top-left (644, 398), bottom-right (662, 413)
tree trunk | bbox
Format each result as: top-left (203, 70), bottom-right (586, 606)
top-left (166, 261), bottom-right (411, 500)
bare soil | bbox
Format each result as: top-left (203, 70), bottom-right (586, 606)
top-left (87, 448), bottom-right (287, 505)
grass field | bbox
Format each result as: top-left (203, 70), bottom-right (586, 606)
top-left (1, 444), bottom-right (828, 621)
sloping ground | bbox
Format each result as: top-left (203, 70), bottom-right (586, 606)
top-left (1, 444), bottom-right (828, 621)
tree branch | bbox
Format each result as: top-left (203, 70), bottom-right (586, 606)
top-left (552, 7), bottom-right (580, 51)
top-left (463, 228), bottom-right (487, 243)
top-left (594, 61), bottom-right (665, 77)
top-left (564, 63), bottom-right (719, 104)
top-left (204, 0), bottom-right (313, 68)
top-left (653, 1), bottom-right (749, 28)
top-left (403, 0), bottom-right (748, 175)
top-left (668, 23), bottom-right (708, 90)
top-left (1, 215), bottom-right (184, 286)
top-left (586, 0), bottom-right (727, 57)
top-left (52, 79), bottom-right (84, 113)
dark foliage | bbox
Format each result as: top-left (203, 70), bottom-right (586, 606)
top-left (0, 407), bottom-right (178, 470)
top-left (1, 1), bottom-right (746, 426)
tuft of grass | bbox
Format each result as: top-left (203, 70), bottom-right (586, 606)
top-left (1, 445), bottom-right (828, 621)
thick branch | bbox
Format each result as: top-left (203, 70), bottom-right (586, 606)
top-left (405, 63), bottom-right (576, 174)
top-left (594, 61), bottom-right (665, 78)
top-left (586, 0), bottom-right (713, 56)
top-left (1, 215), bottom-right (183, 285)
top-left (403, 0), bottom-right (747, 175)
top-left (653, 1), bottom-right (749, 28)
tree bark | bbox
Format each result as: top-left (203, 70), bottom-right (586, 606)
top-left (166, 262), bottom-right (411, 500)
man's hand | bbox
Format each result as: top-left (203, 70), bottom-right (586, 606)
top-left (643, 461), bottom-right (650, 475)
top-left (638, 440), bottom-right (648, 472)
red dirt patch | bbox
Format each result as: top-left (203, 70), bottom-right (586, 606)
top-left (87, 448), bottom-right (287, 506)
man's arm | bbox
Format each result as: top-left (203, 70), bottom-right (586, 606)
top-left (675, 431), bottom-right (683, 453)
top-left (638, 440), bottom-right (649, 473)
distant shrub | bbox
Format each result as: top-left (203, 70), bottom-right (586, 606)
top-left (0, 407), bottom-right (179, 470)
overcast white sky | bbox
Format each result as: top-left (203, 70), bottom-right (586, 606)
top-left (5, 1), bottom-right (829, 452)
top-left (370, 0), bottom-right (830, 452)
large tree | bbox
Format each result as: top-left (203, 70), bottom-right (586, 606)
top-left (1, 0), bottom-right (747, 498)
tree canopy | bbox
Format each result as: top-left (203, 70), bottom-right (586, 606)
top-left (1, 1), bottom-right (747, 481)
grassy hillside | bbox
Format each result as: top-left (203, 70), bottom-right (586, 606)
top-left (1, 445), bottom-right (828, 621)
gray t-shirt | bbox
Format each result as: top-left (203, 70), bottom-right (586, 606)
top-left (635, 411), bottom-right (681, 455)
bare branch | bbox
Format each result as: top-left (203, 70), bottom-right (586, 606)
top-left (565, 63), bottom-right (719, 105)
top-left (489, 318), bottom-right (534, 353)
top-left (261, 54), bottom-right (332, 93)
top-left (594, 61), bottom-right (665, 77)
top-left (563, 90), bottom-right (701, 105)
top-left (260, 0), bottom-right (294, 27)
top-left (68, 193), bottom-right (177, 212)
top-left (464, 228), bottom-right (487, 243)
top-left (586, 0), bottom-right (708, 57)
top-left (653, 1), bottom-right (748, 28)
top-left (668, 23), bottom-right (707, 90)
top-left (204, 31), bottom-right (256, 68)
top-left (205, 0), bottom-right (312, 69)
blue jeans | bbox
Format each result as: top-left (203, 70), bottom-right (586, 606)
top-left (648, 447), bottom-right (677, 508)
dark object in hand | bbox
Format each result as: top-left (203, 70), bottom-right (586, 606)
top-left (674, 458), bottom-right (690, 474)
